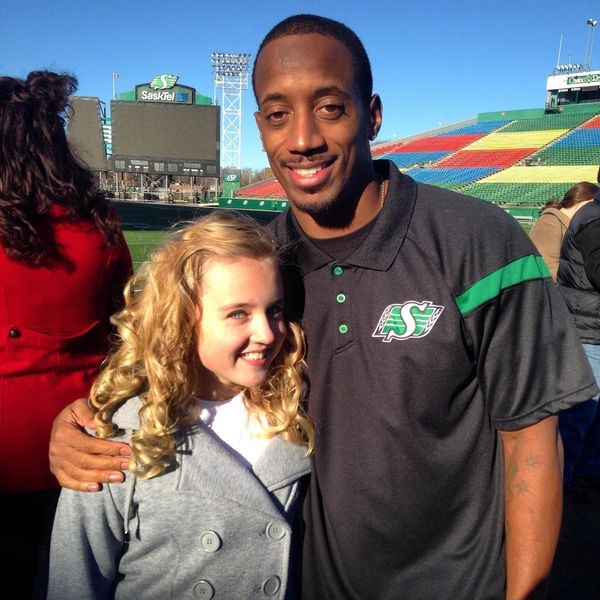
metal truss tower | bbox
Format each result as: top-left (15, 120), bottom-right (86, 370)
top-left (211, 52), bottom-right (251, 171)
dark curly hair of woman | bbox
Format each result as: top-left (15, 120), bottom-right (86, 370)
top-left (0, 70), bottom-right (121, 265)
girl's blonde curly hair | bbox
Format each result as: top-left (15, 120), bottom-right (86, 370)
top-left (91, 211), bottom-right (313, 479)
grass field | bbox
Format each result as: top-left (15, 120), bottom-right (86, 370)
top-left (123, 229), bottom-right (170, 271)
top-left (117, 201), bottom-right (278, 271)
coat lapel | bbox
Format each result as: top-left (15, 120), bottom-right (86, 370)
top-left (177, 427), bottom-right (309, 518)
top-left (253, 435), bottom-right (310, 492)
top-left (113, 397), bottom-right (310, 518)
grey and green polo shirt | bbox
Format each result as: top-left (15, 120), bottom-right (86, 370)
top-left (270, 161), bottom-right (597, 600)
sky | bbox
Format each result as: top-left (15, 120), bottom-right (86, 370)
top-left (2, 0), bottom-right (599, 170)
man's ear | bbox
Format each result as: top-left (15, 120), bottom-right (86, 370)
top-left (368, 94), bottom-right (383, 141)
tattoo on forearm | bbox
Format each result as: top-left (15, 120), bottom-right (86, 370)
top-left (505, 454), bottom-right (537, 504)
top-left (505, 461), bottom-right (518, 503)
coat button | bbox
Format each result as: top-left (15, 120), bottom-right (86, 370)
top-left (193, 580), bottom-right (215, 598)
top-left (8, 328), bottom-right (21, 339)
top-left (200, 531), bottom-right (222, 552)
top-left (266, 522), bottom-right (286, 540)
top-left (262, 576), bottom-right (281, 596)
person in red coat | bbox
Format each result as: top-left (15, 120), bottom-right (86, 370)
top-left (0, 70), bottom-right (132, 598)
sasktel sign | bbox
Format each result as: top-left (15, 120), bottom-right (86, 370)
top-left (135, 74), bottom-right (196, 104)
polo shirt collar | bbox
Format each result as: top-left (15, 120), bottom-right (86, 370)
top-left (283, 160), bottom-right (417, 275)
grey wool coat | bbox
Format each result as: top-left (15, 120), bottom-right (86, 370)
top-left (47, 398), bottom-right (311, 600)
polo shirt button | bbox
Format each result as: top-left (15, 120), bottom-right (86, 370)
top-left (266, 522), bottom-right (286, 540)
top-left (338, 324), bottom-right (349, 334)
top-left (262, 576), bottom-right (281, 596)
top-left (193, 580), bottom-right (215, 599)
top-left (200, 531), bottom-right (222, 552)
top-left (8, 328), bottom-right (21, 339)
top-left (336, 293), bottom-right (346, 304)
top-left (332, 265), bottom-right (344, 276)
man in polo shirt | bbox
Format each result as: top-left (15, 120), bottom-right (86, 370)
top-left (49, 14), bottom-right (597, 600)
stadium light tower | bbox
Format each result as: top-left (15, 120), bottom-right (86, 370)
top-left (585, 18), bottom-right (598, 69)
top-left (211, 52), bottom-right (251, 172)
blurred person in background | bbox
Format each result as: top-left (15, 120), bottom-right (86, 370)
top-left (557, 182), bottom-right (600, 503)
top-left (529, 182), bottom-right (598, 281)
top-left (0, 70), bottom-right (132, 598)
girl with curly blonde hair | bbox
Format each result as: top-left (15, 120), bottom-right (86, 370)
top-left (49, 211), bottom-right (313, 600)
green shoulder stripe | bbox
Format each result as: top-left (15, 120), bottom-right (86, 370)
top-left (455, 255), bottom-right (550, 315)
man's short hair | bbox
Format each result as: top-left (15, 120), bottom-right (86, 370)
top-left (252, 14), bottom-right (373, 104)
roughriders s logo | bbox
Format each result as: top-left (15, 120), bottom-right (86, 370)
top-left (150, 74), bottom-right (179, 90)
top-left (373, 301), bottom-right (444, 342)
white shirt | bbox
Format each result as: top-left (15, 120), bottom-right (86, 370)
top-left (197, 393), bottom-right (272, 467)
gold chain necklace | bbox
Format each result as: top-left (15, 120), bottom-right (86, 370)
top-left (380, 178), bottom-right (388, 208)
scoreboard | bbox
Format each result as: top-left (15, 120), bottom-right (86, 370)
top-left (109, 101), bottom-right (220, 177)
top-left (67, 97), bottom-right (107, 171)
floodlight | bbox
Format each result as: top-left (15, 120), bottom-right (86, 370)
top-left (211, 51), bottom-right (251, 171)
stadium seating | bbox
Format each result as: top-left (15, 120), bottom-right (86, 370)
top-left (531, 147), bottom-right (599, 166)
top-left (371, 140), bottom-right (407, 155)
top-left (404, 166), bottom-right (498, 187)
top-left (461, 110), bottom-right (600, 206)
top-left (481, 165), bottom-right (598, 183)
top-left (581, 114), bottom-right (600, 128)
top-left (461, 182), bottom-right (575, 206)
top-left (236, 178), bottom-right (286, 199)
top-left (437, 149), bottom-right (533, 168)
top-left (517, 112), bottom-right (600, 167)
top-left (500, 113), bottom-right (593, 132)
top-left (463, 165), bottom-right (598, 205)
top-left (467, 130), bottom-right (568, 150)
top-left (434, 120), bottom-right (509, 135)
top-left (387, 133), bottom-right (484, 152)
top-left (552, 128), bottom-right (600, 147)
top-left (376, 151), bottom-right (451, 169)
top-left (373, 121), bottom-right (512, 169)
